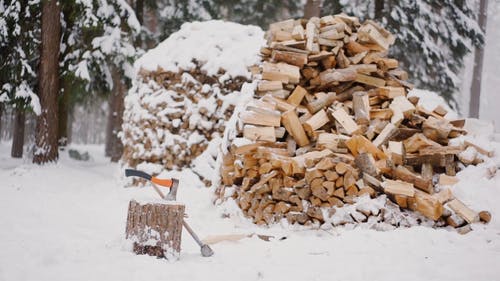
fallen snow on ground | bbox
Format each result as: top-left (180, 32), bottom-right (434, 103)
top-left (134, 20), bottom-right (265, 78)
top-left (1, 123), bottom-right (500, 280)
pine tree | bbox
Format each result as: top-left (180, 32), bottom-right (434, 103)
top-left (0, 0), bottom-right (41, 158)
top-left (34, 0), bottom-right (61, 164)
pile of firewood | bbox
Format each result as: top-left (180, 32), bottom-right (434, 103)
top-left (122, 63), bottom-right (247, 181)
top-left (219, 15), bottom-right (492, 230)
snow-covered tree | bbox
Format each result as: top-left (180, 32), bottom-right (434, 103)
top-left (1, 0), bottom-right (140, 161)
top-left (0, 0), bottom-right (41, 115)
top-left (0, 0), bottom-right (41, 158)
top-left (322, 0), bottom-right (484, 107)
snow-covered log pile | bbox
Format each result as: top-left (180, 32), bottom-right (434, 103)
top-left (218, 15), bottom-right (493, 231)
top-left (121, 21), bottom-right (265, 184)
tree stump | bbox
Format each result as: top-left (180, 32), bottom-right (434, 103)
top-left (125, 200), bottom-right (185, 260)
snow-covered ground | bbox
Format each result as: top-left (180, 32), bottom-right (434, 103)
top-left (1, 135), bottom-right (500, 281)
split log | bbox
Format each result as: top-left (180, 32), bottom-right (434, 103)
top-left (282, 110), bottom-right (310, 146)
top-left (352, 91), bottom-right (370, 125)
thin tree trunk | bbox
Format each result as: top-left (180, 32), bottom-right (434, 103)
top-left (0, 103), bottom-right (3, 139)
top-left (58, 78), bottom-right (70, 147)
top-left (469, 0), bottom-right (488, 118)
top-left (135, 0), bottom-right (144, 47)
top-left (304, 0), bottom-right (322, 19)
top-left (11, 107), bottom-right (25, 158)
top-left (105, 65), bottom-right (125, 162)
top-left (374, 0), bottom-right (384, 19)
top-left (34, 0), bottom-right (61, 164)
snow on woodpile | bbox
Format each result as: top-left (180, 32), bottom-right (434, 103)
top-left (121, 20), bottom-right (265, 185)
top-left (216, 15), bottom-right (495, 232)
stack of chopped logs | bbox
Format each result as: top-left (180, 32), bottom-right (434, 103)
top-left (219, 14), bottom-right (492, 230)
top-left (122, 62), bottom-right (247, 177)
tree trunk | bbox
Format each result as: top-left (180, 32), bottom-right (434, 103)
top-left (126, 200), bottom-right (185, 260)
top-left (105, 65), bottom-right (125, 162)
top-left (469, 0), bottom-right (488, 118)
top-left (135, 0), bottom-right (144, 24)
top-left (135, 0), bottom-right (144, 47)
top-left (34, 0), bottom-right (61, 164)
top-left (58, 78), bottom-right (70, 147)
top-left (304, 0), bottom-right (322, 19)
top-left (374, 0), bottom-right (384, 19)
top-left (11, 107), bottom-right (25, 158)
top-left (0, 103), bottom-right (3, 139)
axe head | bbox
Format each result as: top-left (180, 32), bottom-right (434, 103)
top-left (125, 169), bottom-right (179, 201)
top-left (165, 178), bottom-right (179, 201)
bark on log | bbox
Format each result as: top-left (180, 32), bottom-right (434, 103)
top-left (11, 107), bottom-right (25, 158)
top-left (126, 200), bottom-right (185, 260)
top-left (34, 0), bottom-right (61, 164)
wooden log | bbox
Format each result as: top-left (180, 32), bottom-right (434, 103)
top-left (403, 133), bottom-right (440, 154)
top-left (464, 140), bottom-right (494, 157)
top-left (421, 163), bottom-right (433, 180)
top-left (422, 117), bottom-right (452, 143)
top-left (479, 211), bottom-right (491, 224)
top-left (331, 108), bottom-right (359, 135)
top-left (357, 23), bottom-right (391, 50)
top-left (262, 95), bottom-right (295, 112)
top-left (272, 50), bottom-right (308, 68)
top-left (446, 199), bottom-right (479, 224)
top-left (390, 96), bottom-right (415, 119)
top-left (240, 107), bottom-right (281, 127)
top-left (433, 188), bottom-right (454, 204)
top-left (345, 135), bottom-right (386, 160)
top-left (269, 19), bottom-right (295, 32)
top-left (355, 73), bottom-right (386, 87)
top-left (393, 166), bottom-right (433, 194)
top-left (382, 179), bottom-right (415, 197)
top-left (377, 86), bottom-right (405, 99)
top-left (372, 123), bottom-right (397, 148)
top-left (303, 109), bottom-right (329, 136)
top-left (370, 108), bottom-right (393, 120)
top-left (352, 91), bottom-right (370, 125)
top-left (355, 153), bottom-right (379, 177)
top-left (305, 21), bottom-right (315, 52)
top-left (281, 110), bottom-right (310, 147)
top-left (439, 174), bottom-right (459, 186)
top-left (264, 62), bottom-right (301, 84)
top-left (243, 125), bottom-right (276, 142)
top-left (258, 80), bottom-right (282, 92)
top-left (324, 170), bottom-right (339, 181)
top-left (307, 92), bottom-right (337, 114)
top-left (348, 64), bottom-right (378, 73)
top-left (292, 24), bottom-right (305, 40)
top-left (316, 133), bottom-right (349, 151)
top-left (126, 200), bottom-right (185, 259)
top-left (319, 68), bottom-right (357, 85)
top-left (413, 190), bottom-right (443, 221)
top-left (287, 85), bottom-right (307, 106)
top-left (262, 71), bottom-right (290, 83)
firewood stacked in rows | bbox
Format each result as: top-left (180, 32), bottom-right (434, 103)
top-left (122, 63), bottom-right (247, 184)
top-left (219, 15), bottom-right (492, 230)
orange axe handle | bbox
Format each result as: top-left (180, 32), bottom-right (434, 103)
top-left (125, 169), bottom-right (173, 188)
top-left (151, 177), bottom-right (174, 188)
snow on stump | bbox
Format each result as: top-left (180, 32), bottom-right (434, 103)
top-left (121, 21), bottom-right (264, 186)
top-left (125, 200), bottom-right (185, 259)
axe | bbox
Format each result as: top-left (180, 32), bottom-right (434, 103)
top-left (125, 169), bottom-right (214, 257)
top-left (125, 169), bottom-right (178, 200)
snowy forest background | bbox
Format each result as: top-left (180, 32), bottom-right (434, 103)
top-left (0, 0), bottom-right (498, 163)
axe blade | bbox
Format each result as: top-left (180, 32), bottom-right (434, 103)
top-left (166, 178), bottom-right (179, 201)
